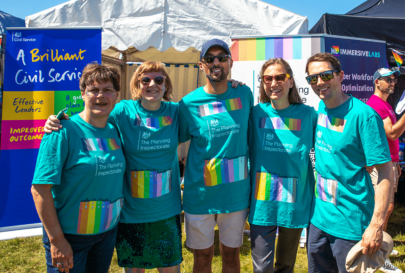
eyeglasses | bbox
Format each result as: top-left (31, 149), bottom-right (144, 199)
top-left (86, 88), bottom-right (116, 97)
top-left (202, 54), bottom-right (231, 64)
top-left (379, 77), bottom-right (397, 84)
top-left (306, 70), bottom-right (340, 85)
top-left (140, 76), bottom-right (166, 86)
top-left (259, 74), bottom-right (291, 84)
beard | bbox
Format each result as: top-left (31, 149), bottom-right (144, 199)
top-left (205, 66), bottom-right (228, 82)
top-left (381, 86), bottom-right (394, 94)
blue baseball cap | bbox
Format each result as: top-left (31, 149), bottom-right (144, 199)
top-left (373, 68), bottom-right (401, 82)
top-left (200, 39), bottom-right (231, 60)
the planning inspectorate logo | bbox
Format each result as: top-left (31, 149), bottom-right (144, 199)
top-left (142, 132), bottom-right (151, 139)
top-left (331, 46), bottom-right (340, 56)
top-left (210, 119), bottom-right (219, 127)
top-left (266, 133), bottom-right (274, 141)
top-left (317, 130), bottom-right (322, 139)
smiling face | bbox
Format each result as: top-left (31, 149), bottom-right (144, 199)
top-left (82, 81), bottom-right (118, 119)
top-left (200, 46), bottom-right (233, 83)
top-left (263, 64), bottom-right (293, 105)
top-left (139, 71), bottom-right (166, 103)
top-left (376, 74), bottom-right (396, 95)
top-left (307, 61), bottom-right (344, 102)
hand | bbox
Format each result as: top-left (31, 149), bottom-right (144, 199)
top-left (51, 237), bottom-right (74, 272)
top-left (361, 224), bottom-right (383, 254)
top-left (44, 114), bottom-right (69, 133)
top-left (365, 165), bottom-right (375, 175)
top-left (228, 79), bottom-right (246, 88)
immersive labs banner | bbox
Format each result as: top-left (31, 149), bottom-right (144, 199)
top-left (0, 28), bottom-right (101, 230)
top-left (325, 37), bottom-right (387, 103)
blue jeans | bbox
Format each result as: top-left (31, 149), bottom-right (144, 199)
top-left (43, 225), bottom-right (118, 273)
top-left (307, 223), bottom-right (358, 273)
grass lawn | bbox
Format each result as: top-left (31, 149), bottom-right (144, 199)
top-left (1, 205), bottom-right (405, 273)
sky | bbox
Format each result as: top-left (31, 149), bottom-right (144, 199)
top-left (1, 0), bottom-right (367, 30)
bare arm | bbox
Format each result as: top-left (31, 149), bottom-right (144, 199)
top-left (361, 161), bottom-right (393, 254)
top-left (31, 184), bottom-right (73, 272)
top-left (383, 115), bottom-right (405, 140)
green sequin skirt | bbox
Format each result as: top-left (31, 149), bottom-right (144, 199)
top-left (115, 214), bottom-right (183, 269)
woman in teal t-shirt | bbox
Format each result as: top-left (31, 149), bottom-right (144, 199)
top-left (248, 58), bottom-right (317, 272)
top-left (32, 64), bottom-right (126, 273)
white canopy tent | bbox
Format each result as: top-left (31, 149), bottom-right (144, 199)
top-left (26, 0), bottom-right (308, 63)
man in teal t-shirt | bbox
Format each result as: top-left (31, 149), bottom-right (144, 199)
top-left (305, 53), bottom-right (393, 273)
top-left (179, 39), bottom-right (253, 272)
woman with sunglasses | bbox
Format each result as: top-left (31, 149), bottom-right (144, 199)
top-left (248, 58), bottom-right (317, 273)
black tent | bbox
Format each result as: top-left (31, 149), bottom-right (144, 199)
top-left (0, 10), bottom-right (24, 34)
top-left (310, 0), bottom-right (405, 67)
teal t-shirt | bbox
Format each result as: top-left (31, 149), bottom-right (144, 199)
top-left (248, 103), bottom-right (317, 228)
top-left (108, 100), bottom-right (181, 223)
top-left (312, 95), bottom-right (391, 240)
top-left (179, 83), bottom-right (253, 214)
top-left (32, 114), bottom-right (126, 235)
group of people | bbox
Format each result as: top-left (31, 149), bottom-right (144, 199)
top-left (31, 37), bottom-right (403, 273)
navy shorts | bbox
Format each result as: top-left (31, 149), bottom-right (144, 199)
top-left (43, 225), bottom-right (118, 273)
top-left (307, 223), bottom-right (358, 273)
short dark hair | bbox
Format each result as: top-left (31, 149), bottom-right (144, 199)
top-left (305, 53), bottom-right (342, 75)
top-left (80, 62), bottom-right (121, 92)
top-left (259, 58), bottom-right (302, 104)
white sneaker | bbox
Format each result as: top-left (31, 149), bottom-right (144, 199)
top-left (380, 258), bottom-right (403, 273)
top-left (391, 249), bottom-right (400, 256)
top-left (396, 90), bottom-right (405, 115)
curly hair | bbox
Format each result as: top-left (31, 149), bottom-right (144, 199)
top-left (259, 58), bottom-right (302, 104)
top-left (80, 62), bottom-right (121, 92)
top-left (130, 61), bottom-right (173, 101)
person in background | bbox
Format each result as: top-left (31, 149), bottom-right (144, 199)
top-left (305, 53), bottom-right (393, 273)
top-left (367, 67), bottom-right (403, 273)
top-left (32, 63), bottom-right (126, 273)
top-left (248, 58), bottom-right (317, 273)
top-left (179, 39), bottom-right (253, 273)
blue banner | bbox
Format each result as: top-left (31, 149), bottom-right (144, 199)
top-left (325, 37), bottom-right (387, 103)
top-left (0, 28), bottom-right (101, 230)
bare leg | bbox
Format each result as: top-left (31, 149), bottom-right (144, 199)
top-left (193, 245), bottom-right (214, 273)
top-left (123, 268), bottom-right (145, 273)
top-left (158, 265), bottom-right (181, 273)
top-left (220, 243), bottom-right (240, 273)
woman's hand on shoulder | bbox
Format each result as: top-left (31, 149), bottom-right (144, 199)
top-left (44, 114), bottom-right (70, 134)
top-left (228, 79), bottom-right (246, 88)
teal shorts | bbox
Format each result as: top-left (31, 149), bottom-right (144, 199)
top-left (115, 214), bottom-right (183, 269)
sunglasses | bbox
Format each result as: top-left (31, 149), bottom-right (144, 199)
top-left (306, 70), bottom-right (340, 85)
top-left (260, 74), bottom-right (291, 84)
top-left (140, 76), bottom-right (166, 86)
top-left (379, 77), bottom-right (397, 84)
top-left (202, 54), bottom-right (231, 63)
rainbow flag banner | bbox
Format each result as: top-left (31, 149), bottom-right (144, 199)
top-left (134, 115), bottom-right (173, 129)
top-left (197, 98), bottom-right (243, 117)
top-left (131, 169), bottom-right (172, 198)
top-left (254, 172), bottom-right (297, 203)
top-left (77, 198), bottom-right (123, 234)
top-left (231, 36), bottom-right (318, 61)
top-left (315, 172), bottom-right (338, 206)
top-left (81, 138), bottom-right (121, 151)
top-left (204, 155), bottom-right (248, 186)
top-left (317, 113), bottom-right (346, 133)
top-left (259, 117), bottom-right (301, 131)
top-left (392, 51), bottom-right (403, 68)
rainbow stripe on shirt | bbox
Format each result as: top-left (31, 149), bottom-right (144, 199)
top-left (314, 171), bottom-right (338, 205)
top-left (131, 169), bottom-right (172, 198)
top-left (254, 172), bottom-right (297, 203)
top-left (203, 155), bottom-right (248, 186)
top-left (81, 138), bottom-right (121, 151)
top-left (134, 115), bottom-right (173, 129)
top-left (197, 98), bottom-right (243, 117)
top-left (259, 117), bottom-right (301, 131)
top-left (77, 198), bottom-right (123, 234)
top-left (317, 113), bottom-right (346, 133)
